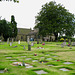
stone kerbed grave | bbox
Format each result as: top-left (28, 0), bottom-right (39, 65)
top-left (32, 60), bottom-right (38, 62)
top-left (6, 57), bottom-right (12, 59)
top-left (39, 61), bottom-right (48, 63)
top-left (46, 58), bottom-right (53, 60)
top-left (53, 56), bottom-right (58, 57)
top-left (12, 46), bottom-right (17, 48)
top-left (47, 64), bottom-right (54, 66)
top-left (59, 68), bottom-right (70, 71)
top-left (9, 59), bottom-right (17, 61)
top-left (25, 58), bottom-right (32, 60)
top-left (0, 68), bottom-right (8, 73)
top-left (37, 47), bottom-right (44, 49)
top-left (34, 70), bottom-right (48, 74)
top-left (0, 70), bottom-right (4, 73)
top-left (63, 62), bottom-right (73, 64)
top-left (12, 62), bottom-right (33, 68)
top-left (20, 56), bottom-right (26, 57)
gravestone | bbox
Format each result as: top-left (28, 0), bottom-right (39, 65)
top-left (27, 37), bottom-right (30, 44)
top-left (18, 40), bottom-right (20, 44)
top-left (10, 42), bottom-right (12, 46)
top-left (63, 42), bottom-right (66, 46)
top-left (72, 42), bottom-right (75, 46)
top-left (31, 42), bottom-right (34, 46)
top-left (61, 44), bottom-right (64, 48)
top-left (37, 40), bottom-right (39, 44)
top-left (7, 38), bottom-right (9, 44)
top-left (24, 45), bottom-right (25, 49)
top-left (12, 38), bottom-right (14, 43)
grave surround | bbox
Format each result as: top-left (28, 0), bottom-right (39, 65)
top-left (34, 70), bottom-right (48, 74)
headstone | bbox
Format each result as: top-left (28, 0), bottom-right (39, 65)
top-left (72, 42), bottom-right (75, 46)
top-left (24, 46), bottom-right (25, 49)
top-left (12, 38), bottom-right (14, 43)
top-left (0, 40), bottom-right (2, 42)
top-left (27, 37), bottom-right (30, 44)
top-left (31, 42), bottom-right (34, 46)
top-left (63, 42), bottom-right (66, 46)
top-left (10, 42), bottom-right (12, 46)
top-left (37, 40), bottom-right (39, 44)
top-left (7, 38), bottom-right (9, 44)
top-left (18, 40), bottom-right (20, 44)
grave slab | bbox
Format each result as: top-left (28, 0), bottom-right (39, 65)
top-left (34, 70), bottom-right (48, 74)
top-left (59, 68), bottom-right (70, 71)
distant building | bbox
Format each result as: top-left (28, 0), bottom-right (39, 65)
top-left (15, 28), bottom-right (32, 41)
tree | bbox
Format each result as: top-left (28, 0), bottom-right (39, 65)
top-left (0, 15), bottom-right (17, 41)
top-left (35, 1), bottom-right (75, 41)
top-left (0, 0), bottom-right (19, 3)
top-left (11, 15), bottom-right (17, 38)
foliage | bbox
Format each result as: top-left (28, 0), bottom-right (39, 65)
top-left (11, 15), bottom-right (18, 38)
top-left (0, 15), bottom-right (17, 41)
top-left (0, 0), bottom-right (19, 3)
top-left (35, 1), bottom-right (75, 41)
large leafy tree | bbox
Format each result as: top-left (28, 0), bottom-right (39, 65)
top-left (35, 1), bottom-right (75, 41)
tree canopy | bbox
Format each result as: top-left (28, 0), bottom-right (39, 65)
top-left (0, 15), bottom-right (17, 41)
top-left (0, 0), bottom-right (19, 3)
top-left (34, 1), bottom-right (75, 40)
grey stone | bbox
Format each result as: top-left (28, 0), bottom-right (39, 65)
top-left (34, 70), bottom-right (48, 74)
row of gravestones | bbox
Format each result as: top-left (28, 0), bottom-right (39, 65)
top-left (61, 41), bottom-right (75, 48)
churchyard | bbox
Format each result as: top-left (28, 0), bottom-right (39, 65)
top-left (0, 41), bottom-right (75, 75)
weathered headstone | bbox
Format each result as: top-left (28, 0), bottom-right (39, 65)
top-left (72, 42), bottom-right (75, 46)
top-left (7, 38), bottom-right (9, 44)
top-left (61, 44), bottom-right (64, 48)
top-left (10, 42), bottom-right (12, 46)
top-left (23, 45), bottom-right (25, 49)
top-left (12, 38), bottom-right (14, 43)
top-left (18, 40), bottom-right (20, 44)
top-left (27, 37), bottom-right (30, 44)
top-left (37, 40), bottom-right (39, 44)
top-left (63, 42), bottom-right (66, 46)
top-left (31, 42), bottom-right (34, 46)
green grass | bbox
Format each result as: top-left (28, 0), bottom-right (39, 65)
top-left (0, 41), bottom-right (75, 75)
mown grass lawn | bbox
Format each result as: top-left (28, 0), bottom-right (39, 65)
top-left (0, 41), bottom-right (75, 75)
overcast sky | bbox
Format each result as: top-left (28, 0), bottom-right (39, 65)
top-left (0, 0), bottom-right (75, 29)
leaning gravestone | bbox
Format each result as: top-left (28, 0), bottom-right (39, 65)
top-left (7, 38), bottom-right (9, 44)
top-left (72, 42), bottom-right (75, 46)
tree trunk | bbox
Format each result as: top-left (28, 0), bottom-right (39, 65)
top-left (54, 33), bottom-right (58, 41)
